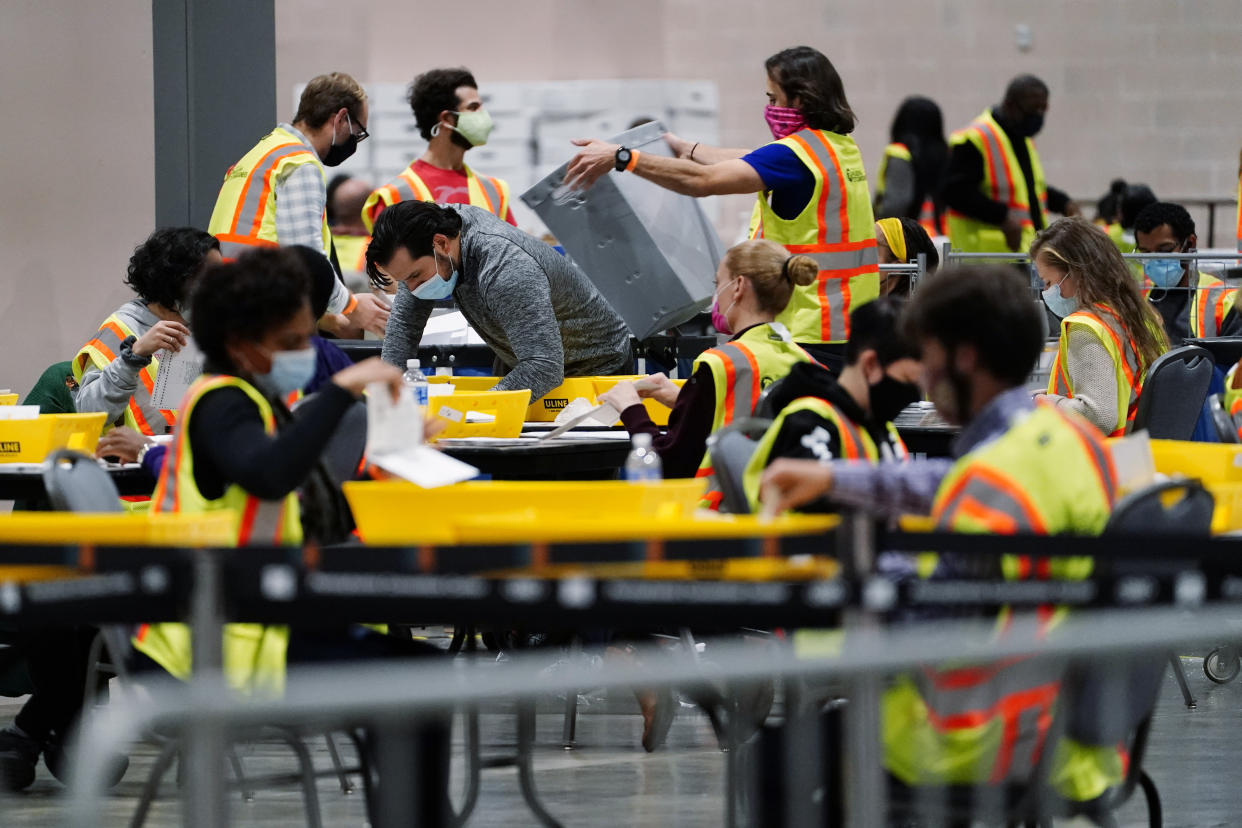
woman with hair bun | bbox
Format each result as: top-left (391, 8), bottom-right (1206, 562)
top-left (600, 239), bottom-right (817, 508)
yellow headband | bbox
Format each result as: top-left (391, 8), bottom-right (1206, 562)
top-left (877, 218), bottom-right (907, 263)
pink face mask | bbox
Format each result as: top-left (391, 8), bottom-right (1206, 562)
top-left (764, 105), bottom-right (807, 140)
top-left (710, 299), bottom-right (733, 335)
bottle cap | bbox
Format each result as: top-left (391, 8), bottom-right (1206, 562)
top-left (406, 359), bottom-right (421, 370)
top-left (632, 433), bottom-right (653, 448)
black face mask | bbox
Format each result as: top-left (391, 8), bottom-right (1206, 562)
top-left (322, 131), bottom-right (358, 167)
top-left (1020, 112), bottom-right (1044, 137)
top-left (869, 374), bottom-right (922, 424)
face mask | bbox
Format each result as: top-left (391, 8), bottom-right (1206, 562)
top-left (322, 112), bottom-right (360, 167)
top-left (710, 277), bottom-right (739, 335)
top-left (1042, 278), bottom-right (1079, 318)
top-left (1020, 112), bottom-right (1044, 137)
top-left (446, 109), bottom-right (494, 147)
top-left (413, 249), bottom-right (460, 301)
top-left (868, 374), bottom-right (922, 424)
top-left (257, 346), bottom-right (316, 397)
top-left (764, 105), bottom-right (807, 140)
top-left (1143, 256), bottom-right (1185, 289)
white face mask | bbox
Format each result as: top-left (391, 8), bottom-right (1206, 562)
top-left (1041, 276), bottom-right (1079, 319)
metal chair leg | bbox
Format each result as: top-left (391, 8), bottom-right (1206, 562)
top-left (561, 636), bottom-right (582, 749)
top-left (226, 744), bottom-right (255, 802)
top-left (1169, 653), bottom-right (1196, 709)
top-left (1140, 770), bottom-right (1163, 828)
top-left (450, 706), bottom-right (482, 828)
top-left (516, 700), bottom-right (564, 828)
top-left (129, 740), bottom-right (180, 828)
top-left (346, 730), bottom-right (379, 824)
top-left (323, 731), bottom-right (355, 795)
top-left (273, 730), bottom-right (324, 828)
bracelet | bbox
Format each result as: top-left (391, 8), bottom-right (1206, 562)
top-left (135, 441), bottom-right (154, 466)
top-left (689, 142), bottom-right (699, 161)
top-left (341, 293), bottom-right (359, 316)
top-left (625, 149), bottom-right (641, 172)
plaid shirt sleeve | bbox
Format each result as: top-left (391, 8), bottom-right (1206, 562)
top-left (273, 163), bottom-right (329, 255)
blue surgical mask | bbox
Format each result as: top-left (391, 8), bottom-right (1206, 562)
top-left (1042, 279), bottom-right (1078, 319)
top-left (412, 250), bottom-right (459, 301)
top-left (1142, 257), bottom-right (1184, 289)
top-left (258, 346), bottom-right (316, 397)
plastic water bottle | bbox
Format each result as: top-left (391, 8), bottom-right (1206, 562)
top-left (403, 358), bottom-right (429, 407)
top-left (624, 433), bottom-right (662, 483)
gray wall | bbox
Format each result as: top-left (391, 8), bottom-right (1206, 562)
top-left (0, 1), bottom-right (155, 397)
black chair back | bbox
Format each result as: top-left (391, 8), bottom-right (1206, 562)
top-left (41, 449), bottom-right (123, 512)
top-left (1208, 393), bottom-right (1240, 443)
top-left (1132, 345), bottom-right (1213, 440)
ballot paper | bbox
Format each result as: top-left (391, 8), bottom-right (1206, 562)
top-left (364, 382), bottom-right (478, 488)
top-left (522, 120), bottom-right (723, 340)
top-left (539, 402), bottom-right (619, 441)
top-left (1110, 430), bottom-right (1156, 495)
top-left (0, 406), bottom-right (39, 420)
top-left (150, 340), bottom-right (204, 410)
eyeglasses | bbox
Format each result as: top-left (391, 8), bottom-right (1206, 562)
top-left (346, 112), bottom-right (369, 143)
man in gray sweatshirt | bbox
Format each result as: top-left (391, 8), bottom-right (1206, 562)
top-left (368, 202), bottom-right (631, 399)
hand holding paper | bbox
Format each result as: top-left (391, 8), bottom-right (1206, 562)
top-left (364, 380), bottom-right (477, 488)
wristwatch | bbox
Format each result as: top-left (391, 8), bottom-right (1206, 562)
top-left (614, 146), bottom-right (633, 172)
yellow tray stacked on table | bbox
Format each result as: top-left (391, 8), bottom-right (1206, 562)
top-left (0, 412), bottom-right (106, 463)
top-left (1147, 439), bottom-right (1242, 534)
top-left (343, 477), bottom-right (835, 547)
top-left (427, 375), bottom-right (684, 425)
top-left (426, 389), bottom-right (531, 439)
top-left (0, 512), bottom-right (238, 582)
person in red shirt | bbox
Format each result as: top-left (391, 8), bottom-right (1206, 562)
top-left (363, 67), bottom-right (516, 229)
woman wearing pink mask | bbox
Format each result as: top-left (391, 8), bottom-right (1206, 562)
top-left (598, 240), bottom-right (816, 509)
top-left (567, 46), bottom-right (879, 373)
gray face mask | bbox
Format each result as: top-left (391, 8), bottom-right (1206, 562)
top-left (1042, 278), bottom-right (1078, 319)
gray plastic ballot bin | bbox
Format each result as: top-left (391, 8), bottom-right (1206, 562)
top-left (521, 121), bottom-right (724, 341)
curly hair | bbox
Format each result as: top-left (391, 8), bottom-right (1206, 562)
top-left (408, 67), bottom-right (477, 141)
top-left (125, 227), bottom-right (219, 310)
top-left (189, 248), bottom-right (310, 371)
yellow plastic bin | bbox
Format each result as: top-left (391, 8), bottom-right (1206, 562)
top-left (343, 478), bottom-right (708, 545)
top-left (428, 390), bottom-right (531, 439)
top-left (428, 375), bottom-right (683, 425)
top-left (0, 394), bottom-right (18, 406)
top-left (0, 412), bottom-right (106, 462)
top-left (1147, 439), bottom-right (1242, 533)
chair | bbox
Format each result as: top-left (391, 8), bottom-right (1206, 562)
top-left (705, 418), bottom-right (772, 515)
top-left (41, 449), bottom-right (124, 512)
top-left (1131, 345), bottom-right (1214, 440)
top-left (1208, 394), bottom-right (1240, 443)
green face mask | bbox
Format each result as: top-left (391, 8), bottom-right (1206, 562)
top-left (449, 109), bottom-right (494, 147)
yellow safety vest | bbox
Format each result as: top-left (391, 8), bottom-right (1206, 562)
top-left (885, 402), bottom-right (1122, 802)
top-left (874, 142), bottom-right (942, 236)
top-left (946, 110), bottom-right (1047, 254)
top-left (740, 396), bottom-right (907, 513)
top-left (208, 126), bottom-right (332, 260)
top-left (362, 163), bottom-right (511, 233)
top-left (1047, 303), bottom-right (1145, 437)
top-left (334, 233), bottom-right (370, 272)
top-left (72, 309), bottom-right (175, 436)
top-left (1188, 271), bottom-right (1238, 338)
top-left (693, 323), bottom-right (813, 509)
top-left (133, 375), bottom-right (300, 695)
top-left (748, 128), bottom-right (880, 344)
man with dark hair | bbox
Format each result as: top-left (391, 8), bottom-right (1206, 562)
top-left (73, 227), bottom-right (220, 435)
top-left (326, 174), bottom-right (375, 280)
top-left (363, 67), bottom-right (515, 231)
top-left (741, 298), bottom-right (922, 511)
top-left (367, 201), bottom-right (630, 399)
top-left (1135, 201), bottom-right (1240, 343)
top-left (945, 74), bottom-right (1079, 253)
top-left (208, 72), bottom-right (390, 337)
top-left (762, 266), bottom-right (1124, 804)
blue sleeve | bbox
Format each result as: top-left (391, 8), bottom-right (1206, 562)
top-left (740, 143), bottom-right (815, 221)
top-left (141, 444), bottom-right (166, 479)
top-left (306, 336), bottom-right (355, 395)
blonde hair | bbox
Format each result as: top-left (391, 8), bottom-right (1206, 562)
top-left (721, 239), bottom-right (817, 315)
top-left (294, 72), bottom-right (368, 129)
top-left (1030, 217), bottom-right (1168, 371)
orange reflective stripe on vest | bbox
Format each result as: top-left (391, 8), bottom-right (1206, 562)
top-left (710, 342), bottom-right (762, 428)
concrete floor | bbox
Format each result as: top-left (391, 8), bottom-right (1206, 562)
top-left (1, 655), bottom-right (1240, 827)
